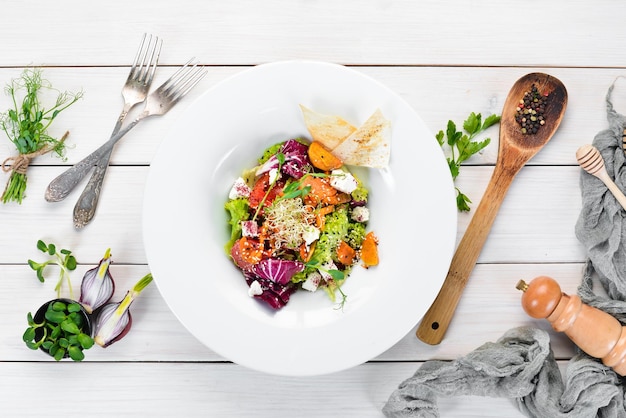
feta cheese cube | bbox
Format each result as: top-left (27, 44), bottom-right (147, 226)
top-left (351, 206), bottom-right (370, 223)
top-left (330, 169), bottom-right (358, 194)
top-left (302, 271), bottom-right (322, 292)
top-left (228, 177), bottom-right (251, 200)
top-left (302, 225), bottom-right (320, 246)
top-left (241, 220), bottom-right (259, 238)
top-left (248, 280), bottom-right (263, 297)
top-left (269, 167), bottom-right (281, 184)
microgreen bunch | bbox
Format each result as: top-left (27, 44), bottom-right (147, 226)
top-left (436, 112), bottom-right (501, 212)
top-left (0, 68), bottom-right (83, 203)
top-left (23, 300), bottom-right (94, 361)
top-left (28, 240), bottom-right (78, 299)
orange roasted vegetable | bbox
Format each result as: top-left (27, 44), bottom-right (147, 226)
top-left (337, 240), bottom-right (356, 266)
top-left (315, 205), bottom-right (335, 230)
top-left (308, 141), bottom-right (343, 171)
top-left (238, 237), bottom-right (264, 265)
top-left (360, 232), bottom-right (379, 267)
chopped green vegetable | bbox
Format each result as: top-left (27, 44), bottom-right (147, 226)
top-left (224, 198), bottom-right (250, 253)
top-left (0, 68), bottom-right (83, 203)
top-left (258, 143), bottom-right (283, 164)
top-left (436, 112), bottom-right (500, 212)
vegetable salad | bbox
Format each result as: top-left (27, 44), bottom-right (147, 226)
top-left (225, 138), bottom-right (378, 310)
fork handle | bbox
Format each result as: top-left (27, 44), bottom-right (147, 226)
top-left (73, 151), bottom-right (111, 228)
top-left (44, 115), bottom-right (144, 202)
top-left (72, 113), bottom-right (127, 227)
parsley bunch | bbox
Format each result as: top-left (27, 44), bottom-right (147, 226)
top-left (436, 112), bottom-right (500, 211)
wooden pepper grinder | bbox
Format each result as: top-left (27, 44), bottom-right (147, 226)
top-left (516, 275), bottom-right (626, 375)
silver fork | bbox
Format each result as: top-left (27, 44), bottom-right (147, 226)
top-left (45, 59), bottom-right (207, 211)
top-left (72, 33), bottom-right (161, 228)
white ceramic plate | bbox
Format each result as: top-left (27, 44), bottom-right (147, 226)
top-left (143, 61), bottom-right (456, 376)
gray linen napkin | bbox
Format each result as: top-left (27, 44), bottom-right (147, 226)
top-left (383, 80), bottom-right (626, 418)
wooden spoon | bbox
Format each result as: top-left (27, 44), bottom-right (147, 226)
top-left (576, 144), bottom-right (626, 210)
top-left (416, 73), bottom-right (568, 345)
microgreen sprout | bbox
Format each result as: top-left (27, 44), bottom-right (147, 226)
top-left (23, 300), bottom-right (94, 361)
top-left (27, 240), bottom-right (77, 299)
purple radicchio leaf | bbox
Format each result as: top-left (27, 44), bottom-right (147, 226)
top-left (253, 258), bottom-right (305, 285)
top-left (279, 139), bottom-right (311, 179)
top-left (256, 139), bottom-right (312, 180)
top-left (244, 271), bottom-right (296, 310)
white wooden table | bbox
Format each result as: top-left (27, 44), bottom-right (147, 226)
top-left (2, 1), bottom-right (625, 416)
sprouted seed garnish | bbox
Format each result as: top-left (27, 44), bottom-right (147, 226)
top-left (224, 138), bottom-right (379, 310)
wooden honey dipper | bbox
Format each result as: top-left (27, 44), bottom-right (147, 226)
top-left (516, 276), bottom-right (626, 375)
top-left (576, 144), bottom-right (626, 211)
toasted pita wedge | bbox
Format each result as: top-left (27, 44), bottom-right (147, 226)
top-left (331, 109), bottom-right (391, 168)
top-left (300, 105), bottom-right (356, 150)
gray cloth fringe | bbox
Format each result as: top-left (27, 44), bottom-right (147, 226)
top-left (383, 79), bottom-right (626, 418)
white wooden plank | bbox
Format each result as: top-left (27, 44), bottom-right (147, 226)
top-left (2, 263), bottom-right (584, 363)
top-left (0, 0), bottom-right (622, 68)
top-left (0, 361), bottom-right (535, 417)
top-left (1, 66), bottom-right (623, 168)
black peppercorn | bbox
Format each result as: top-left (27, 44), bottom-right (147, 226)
top-left (515, 84), bottom-right (549, 135)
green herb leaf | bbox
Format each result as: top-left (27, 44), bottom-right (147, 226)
top-left (77, 333), bottom-right (94, 350)
top-left (482, 114), bottom-right (501, 130)
top-left (51, 301), bottom-right (67, 312)
top-left (53, 347), bottom-right (65, 361)
top-left (50, 325), bottom-right (61, 339)
top-left (36, 239), bottom-right (47, 252)
top-left (67, 303), bottom-right (81, 313)
top-left (437, 112), bottom-right (500, 212)
top-left (68, 345), bottom-right (85, 361)
top-left (45, 309), bottom-right (66, 324)
top-left (327, 269), bottom-right (345, 281)
top-left (462, 112), bottom-right (482, 135)
top-left (61, 320), bottom-right (80, 335)
top-left (22, 327), bottom-right (35, 343)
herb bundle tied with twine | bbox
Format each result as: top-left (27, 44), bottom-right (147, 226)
top-left (0, 68), bottom-right (82, 204)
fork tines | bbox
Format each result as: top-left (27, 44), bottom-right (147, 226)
top-left (129, 33), bottom-right (163, 85)
top-left (157, 58), bottom-right (207, 102)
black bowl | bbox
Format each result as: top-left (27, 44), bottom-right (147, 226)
top-left (32, 298), bottom-right (92, 358)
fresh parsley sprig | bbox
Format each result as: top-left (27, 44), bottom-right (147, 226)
top-left (436, 112), bottom-right (500, 212)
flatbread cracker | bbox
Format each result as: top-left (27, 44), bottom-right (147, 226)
top-left (300, 105), bottom-right (356, 150)
top-left (331, 109), bottom-right (391, 168)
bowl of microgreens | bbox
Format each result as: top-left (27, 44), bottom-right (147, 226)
top-left (23, 240), bottom-right (154, 361)
top-left (24, 298), bottom-right (94, 361)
